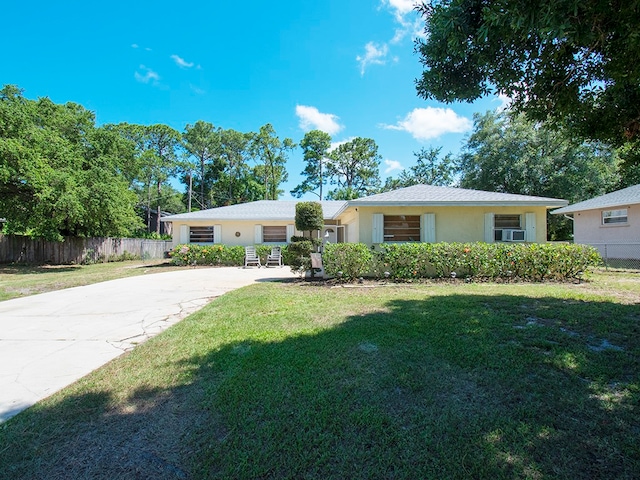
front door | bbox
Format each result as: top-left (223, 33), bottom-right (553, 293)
top-left (323, 227), bottom-right (337, 244)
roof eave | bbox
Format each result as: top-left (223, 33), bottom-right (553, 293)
top-left (551, 200), bottom-right (638, 215)
top-left (348, 201), bottom-right (568, 208)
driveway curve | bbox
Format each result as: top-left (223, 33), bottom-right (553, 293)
top-left (0, 266), bottom-right (297, 422)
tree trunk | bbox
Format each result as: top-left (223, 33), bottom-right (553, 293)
top-left (156, 180), bottom-right (162, 235)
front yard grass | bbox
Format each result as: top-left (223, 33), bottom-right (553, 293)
top-left (1, 274), bottom-right (638, 479)
top-left (0, 260), bottom-right (187, 302)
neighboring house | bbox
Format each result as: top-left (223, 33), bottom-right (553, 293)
top-left (162, 184), bottom-right (567, 248)
top-left (138, 207), bottom-right (173, 236)
top-left (551, 184), bottom-right (640, 260)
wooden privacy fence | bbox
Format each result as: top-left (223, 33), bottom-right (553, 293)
top-left (0, 235), bottom-right (173, 265)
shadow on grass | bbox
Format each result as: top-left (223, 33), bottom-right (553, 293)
top-left (1, 291), bottom-right (638, 479)
top-left (0, 265), bottom-right (82, 275)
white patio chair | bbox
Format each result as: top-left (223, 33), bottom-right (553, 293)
top-left (265, 246), bottom-right (283, 267)
top-left (244, 246), bottom-right (261, 268)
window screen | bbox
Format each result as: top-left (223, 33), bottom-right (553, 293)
top-left (384, 215), bottom-right (420, 242)
top-left (602, 209), bottom-right (627, 224)
top-left (190, 226), bottom-right (214, 243)
top-left (262, 226), bottom-right (287, 243)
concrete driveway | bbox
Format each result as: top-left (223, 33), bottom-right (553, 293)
top-left (0, 266), bottom-right (297, 422)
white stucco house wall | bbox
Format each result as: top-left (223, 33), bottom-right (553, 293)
top-left (551, 184), bottom-right (640, 260)
top-left (162, 185), bottom-right (567, 248)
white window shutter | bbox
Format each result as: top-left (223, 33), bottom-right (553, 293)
top-left (213, 225), bottom-right (222, 244)
top-left (372, 214), bottom-right (384, 243)
top-left (180, 224), bottom-right (189, 244)
top-left (422, 213), bottom-right (436, 243)
top-left (286, 224), bottom-right (295, 243)
top-left (254, 224), bottom-right (263, 244)
top-left (525, 212), bottom-right (536, 242)
top-left (484, 213), bottom-right (495, 243)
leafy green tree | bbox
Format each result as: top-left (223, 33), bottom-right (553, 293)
top-left (415, 0), bottom-right (640, 146)
top-left (249, 123), bottom-right (294, 200)
top-left (183, 120), bottom-right (221, 209)
top-left (385, 147), bottom-right (455, 190)
top-left (136, 125), bottom-right (182, 234)
top-left (212, 129), bottom-right (263, 206)
top-left (616, 141), bottom-right (640, 188)
top-left (0, 85), bottom-right (141, 240)
top-left (291, 130), bottom-right (332, 200)
top-left (326, 137), bottom-right (381, 200)
top-left (457, 111), bottom-right (620, 239)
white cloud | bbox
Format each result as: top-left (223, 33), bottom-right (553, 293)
top-left (357, 2), bottom-right (422, 74)
top-left (382, 107), bottom-right (472, 140)
top-left (295, 105), bottom-right (343, 135)
top-left (131, 43), bottom-right (139, 49)
top-left (381, 0), bottom-right (423, 43)
top-left (384, 159), bottom-right (404, 174)
top-left (384, 0), bottom-right (416, 17)
top-left (189, 84), bottom-right (206, 95)
top-left (134, 65), bottom-right (160, 84)
top-left (171, 54), bottom-right (195, 68)
top-left (356, 42), bottom-right (389, 75)
top-left (329, 137), bottom-right (356, 152)
top-left (495, 93), bottom-right (512, 112)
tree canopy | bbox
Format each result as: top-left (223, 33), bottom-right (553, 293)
top-left (457, 110), bottom-right (620, 239)
top-left (183, 120), bottom-right (221, 210)
top-left (250, 123), bottom-right (294, 200)
top-left (291, 130), bottom-right (332, 200)
top-left (326, 137), bottom-right (381, 200)
top-left (0, 86), bottom-right (141, 240)
top-left (415, 0), bottom-right (640, 145)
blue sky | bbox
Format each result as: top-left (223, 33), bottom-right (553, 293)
top-left (3, 0), bottom-right (505, 200)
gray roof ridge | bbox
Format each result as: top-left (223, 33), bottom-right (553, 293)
top-left (551, 184), bottom-right (640, 214)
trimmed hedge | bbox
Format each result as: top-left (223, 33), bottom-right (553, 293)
top-left (323, 242), bottom-right (602, 282)
top-left (322, 243), bottom-right (373, 281)
top-left (169, 244), bottom-right (290, 266)
top-left (169, 242), bottom-right (602, 282)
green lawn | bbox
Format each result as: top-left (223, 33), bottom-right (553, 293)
top-left (0, 260), bottom-right (187, 302)
top-left (1, 274), bottom-right (639, 479)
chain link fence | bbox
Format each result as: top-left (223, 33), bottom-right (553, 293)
top-left (589, 243), bottom-right (640, 270)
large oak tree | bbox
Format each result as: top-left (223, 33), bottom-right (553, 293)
top-left (415, 1), bottom-right (640, 146)
top-left (0, 86), bottom-right (141, 240)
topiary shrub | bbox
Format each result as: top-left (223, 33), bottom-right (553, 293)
top-left (295, 202), bottom-right (324, 235)
top-left (287, 240), bottom-right (314, 276)
top-left (291, 201), bottom-right (324, 277)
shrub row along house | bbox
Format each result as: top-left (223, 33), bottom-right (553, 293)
top-left (162, 184), bottom-right (567, 248)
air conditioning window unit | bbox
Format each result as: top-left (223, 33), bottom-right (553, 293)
top-left (502, 229), bottom-right (526, 242)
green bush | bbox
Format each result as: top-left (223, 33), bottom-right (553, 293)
top-left (295, 202), bottom-right (324, 233)
top-left (323, 243), bottom-right (373, 281)
top-left (168, 242), bottom-right (602, 281)
top-left (287, 240), bottom-right (314, 275)
top-left (169, 244), bottom-right (245, 266)
top-left (290, 235), bottom-right (322, 248)
top-left (323, 242), bottom-right (602, 282)
top-left (169, 244), bottom-right (290, 267)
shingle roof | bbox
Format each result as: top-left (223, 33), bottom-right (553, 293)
top-left (551, 184), bottom-right (640, 215)
top-left (349, 184), bottom-right (567, 207)
top-left (163, 185), bottom-right (569, 222)
top-left (162, 200), bottom-right (348, 221)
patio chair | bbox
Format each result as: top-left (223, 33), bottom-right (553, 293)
top-left (244, 246), bottom-right (261, 268)
top-left (265, 246), bottom-right (283, 267)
